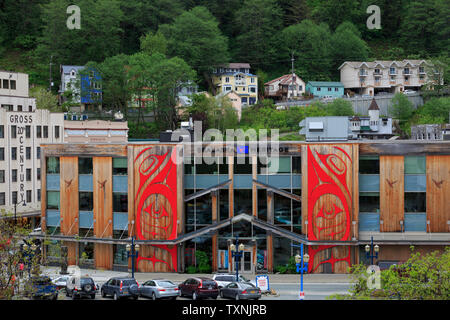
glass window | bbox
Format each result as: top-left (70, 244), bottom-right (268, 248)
top-left (292, 157), bottom-right (301, 174)
top-left (359, 192), bottom-right (380, 212)
top-left (37, 147), bottom-right (40, 159)
top-left (404, 156), bottom-right (426, 174)
top-left (37, 168), bottom-right (41, 180)
top-left (11, 147), bottom-right (17, 160)
top-left (0, 170), bottom-right (4, 183)
top-left (184, 159), bottom-right (195, 175)
top-left (234, 156), bottom-right (252, 174)
top-left (37, 189), bottom-right (41, 201)
top-left (78, 158), bottom-right (93, 174)
top-left (113, 193), bottom-right (128, 212)
top-left (112, 158), bottom-right (127, 175)
top-left (10, 80), bottom-right (16, 90)
top-left (12, 169), bottom-right (17, 182)
top-left (274, 191), bottom-right (292, 225)
top-left (46, 157), bottom-right (60, 174)
top-left (195, 194), bottom-right (212, 225)
top-left (55, 126), bottom-right (60, 139)
top-left (26, 147), bottom-right (31, 160)
top-left (25, 125), bottom-right (31, 138)
top-left (0, 192), bottom-right (5, 205)
top-left (113, 244), bottom-right (128, 265)
top-left (258, 189), bottom-right (267, 221)
top-left (0, 148), bottom-right (4, 161)
top-left (26, 190), bottom-right (32, 203)
top-left (359, 156), bottom-right (379, 174)
top-left (0, 125), bottom-right (3, 138)
top-left (232, 220), bottom-right (252, 237)
top-left (47, 191), bottom-right (60, 209)
top-left (405, 192), bottom-right (426, 212)
top-left (219, 189), bottom-right (229, 221)
top-left (79, 192), bottom-right (93, 211)
top-left (268, 157), bottom-right (291, 174)
top-left (196, 158), bottom-right (218, 174)
top-left (43, 126), bottom-right (48, 138)
top-left (11, 125), bottom-right (17, 138)
top-left (273, 237), bottom-right (292, 268)
top-left (234, 189), bottom-right (252, 216)
top-left (36, 126), bottom-right (41, 138)
top-left (12, 191), bottom-right (17, 204)
top-left (26, 168), bottom-right (31, 181)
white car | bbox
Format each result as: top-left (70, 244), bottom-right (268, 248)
top-left (403, 90), bottom-right (416, 94)
top-left (52, 276), bottom-right (70, 290)
top-left (212, 274), bottom-right (254, 289)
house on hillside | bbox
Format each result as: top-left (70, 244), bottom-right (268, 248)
top-left (59, 65), bottom-right (102, 112)
top-left (216, 90), bottom-right (243, 121)
top-left (349, 98), bottom-right (393, 140)
top-left (264, 73), bottom-right (305, 102)
top-left (305, 81), bottom-right (344, 99)
top-left (211, 63), bottom-right (258, 106)
top-left (338, 60), bottom-right (441, 96)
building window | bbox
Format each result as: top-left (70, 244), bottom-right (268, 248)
top-left (26, 168), bottom-right (31, 181)
top-left (29, 105), bottom-right (32, 112)
top-left (12, 191), bottom-right (17, 204)
top-left (26, 190), bottom-right (32, 203)
top-left (112, 158), bottom-right (127, 175)
top-left (113, 193), bottom-right (128, 212)
top-left (390, 67), bottom-right (396, 74)
top-left (10, 80), bottom-right (16, 90)
top-left (11, 169), bottom-right (17, 182)
top-left (55, 126), bottom-right (60, 139)
top-left (0, 170), bottom-right (4, 183)
top-left (43, 125), bottom-right (48, 138)
top-left (36, 126), bottom-right (42, 138)
top-left (0, 148), bottom-right (4, 160)
top-left (225, 77), bottom-right (229, 83)
top-left (46, 157), bottom-right (60, 174)
top-left (0, 193), bottom-right (5, 205)
top-left (37, 168), bottom-right (41, 180)
top-left (292, 156), bottom-right (301, 174)
top-left (404, 156), bottom-right (426, 174)
top-left (37, 189), bottom-right (41, 202)
top-left (3, 79), bottom-right (9, 89)
top-left (405, 192), bottom-right (426, 212)
top-left (11, 147), bottom-right (17, 160)
top-left (26, 147), bottom-right (31, 160)
top-left (79, 158), bottom-right (93, 174)
top-left (79, 192), bottom-right (94, 211)
top-left (11, 125), bottom-right (17, 139)
top-left (46, 191), bottom-right (60, 210)
top-left (360, 192), bottom-right (379, 212)
top-left (25, 125), bottom-right (31, 138)
top-left (328, 87), bottom-right (332, 91)
top-left (359, 156), bottom-right (379, 174)
top-left (419, 66), bottom-right (425, 73)
top-left (0, 125), bottom-right (3, 138)
top-left (250, 87), bottom-right (256, 93)
top-left (335, 87), bottom-right (339, 91)
top-left (317, 87), bottom-right (321, 91)
top-left (37, 147), bottom-right (40, 159)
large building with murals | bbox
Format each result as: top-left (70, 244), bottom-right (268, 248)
top-left (37, 140), bottom-right (450, 273)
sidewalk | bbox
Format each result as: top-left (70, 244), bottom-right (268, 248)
top-left (41, 266), bottom-right (352, 285)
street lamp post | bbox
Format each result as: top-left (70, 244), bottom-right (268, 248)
top-left (365, 236), bottom-right (380, 265)
top-left (230, 237), bottom-right (245, 282)
top-left (126, 236), bottom-right (139, 279)
top-left (294, 243), bottom-right (309, 300)
top-left (14, 199), bottom-right (27, 225)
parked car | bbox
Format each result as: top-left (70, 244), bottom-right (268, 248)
top-left (52, 275), bottom-right (69, 290)
top-left (66, 276), bottom-right (97, 299)
top-left (403, 90), bottom-right (416, 94)
top-left (212, 274), bottom-right (252, 289)
top-left (138, 279), bottom-right (179, 300)
top-left (26, 276), bottom-right (58, 300)
top-left (178, 277), bottom-right (218, 300)
top-left (377, 260), bottom-right (399, 271)
top-left (101, 277), bottom-right (139, 300)
top-left (219, 282), bottom-right (261, 300)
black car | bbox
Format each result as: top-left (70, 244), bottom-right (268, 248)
top-left (66, 276), bottom-right (97, 299)
top-left (219, 282), bottom-right (261, 300)
top-left (178, 277), bottom-right (218, 300)
top-left (101, 277), bottom-right (139, 300)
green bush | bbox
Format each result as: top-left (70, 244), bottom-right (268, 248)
top-left (186, 265), bottom-right (197, 274)
top-left (195, 250), bottom-right (211, 274)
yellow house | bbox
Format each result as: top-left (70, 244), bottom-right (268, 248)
top-left (211, 63), bottom-right (258, 105)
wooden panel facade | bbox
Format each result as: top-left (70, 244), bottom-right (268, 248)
top-left (93, 157), bottom-right (113, 269)
top-left (380, 156), bottom-right (404, 232)
top-left (60, 157), bottom-right (78, 236)
top-left (426, 155), bottom-right (450, 232)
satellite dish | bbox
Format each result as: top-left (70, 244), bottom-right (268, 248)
top-left (114, 111), bottom-right (124, 120)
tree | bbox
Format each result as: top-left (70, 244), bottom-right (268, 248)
top-left (414, 97), bottom-right (450, 124)
top-left (140, 31), bottom-right (168, 56)
top-left (159, 6), bottom-right (229, 88)
top-left (324, 99), bottom-right (354, 116)
top-left (309, 0), bottom-right (362, 31)
top-left (331, 22), bottom-right (369, 78)
top-left (233, 0), bottom-right (283, 71)
top-left (30, 87), bottom-right (61, 112)
top-left (278, 0), bottom-right (310, 26)
top-left (280, 20), bottom-right (333, 82)
top-left (390, 93), bottom-right (414, 137)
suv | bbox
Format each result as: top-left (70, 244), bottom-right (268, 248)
top-left (66, 276), bottom-right (97, 299)
top-left (178, 277), bottom-right (218, 300)
top-left (212, 274), bottom-right (251, 289)
top-left (101, 277), bottom-right (139, 300)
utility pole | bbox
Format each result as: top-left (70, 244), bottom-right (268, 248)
top-left (49, 55), bottom-right (53, 92)
top-left (291, 52), bottom-right (295, 101)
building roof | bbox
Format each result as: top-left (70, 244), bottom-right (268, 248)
top-left (368, 98), bottom-right (380, 111)
top-left (265, 73), bottom-right (304, 86)
top-left (338, 60), bottom-right (430, 70)
top-left (61, 65), bottom-right (85, 75)
top-left (307, 81), bottom-right (344, 87)
top-left (217, 63), bottom-right (251, 69)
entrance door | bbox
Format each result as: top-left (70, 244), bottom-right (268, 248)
top-left (241, 250), bottom-right (253, 273)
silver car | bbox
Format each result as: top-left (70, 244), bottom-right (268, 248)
top-left (138, 279), bottom-right (180, 300)
top-left (219, 282), bottom-right (261, 300)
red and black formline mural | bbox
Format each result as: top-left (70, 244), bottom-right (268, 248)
top-left (306, 145), bottom-right (354, 273)
top-left (133, 146), bottom-right (179, 272)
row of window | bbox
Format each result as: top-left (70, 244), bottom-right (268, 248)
top-left (184, 156), bottom-right (302, 175)
top-left (359, 155), bottom-right (426, 174)
top-left (46, 191), bottom-right (127, 212)
top-left (360, 192), bottom-right (426, 213)
top-left (0, 125), bottom-right (60, 139)
top-left (316, 87), bottom-right (340, 92)
top-left (223, 86), bottom-right (257, 93)
top-left (0, 168), bottom-right (40, 183)
top-left (46, 157), bottom-right (127, 175)
top-left (0, 189), bottom-right (40, 205)
top-left (0, 79), bottom-right (16, 90)
top-left (1, 105), bottom-right (33, 112)
top-left (0, 147), bottom-right (40, 161)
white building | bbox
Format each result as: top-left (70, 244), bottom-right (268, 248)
top-left (339, 60), bottom-right (440, 96)
top-left (264, 73), bottom-right (306, 101)
top-left (1, 72), bottom-right (64, 220)
top-left (349, 98), bottom-right (393, 139)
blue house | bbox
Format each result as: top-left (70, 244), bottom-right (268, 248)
top-left (59, 65), bottom-right (102, 111)
top-left (306, 81), bottom-right (344, 98)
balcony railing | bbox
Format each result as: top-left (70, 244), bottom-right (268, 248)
top-left (373, 71), bottom-right (383, 75)
top-left (235, 80), bottom-right (246, 86)
top-left (403, 71), bottom-right (412, 75)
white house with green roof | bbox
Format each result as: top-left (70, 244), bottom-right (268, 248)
top-left (305, 81), bottom-right (344, 98)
